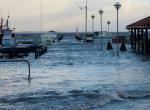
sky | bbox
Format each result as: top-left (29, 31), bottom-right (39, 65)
top-left (0, 0), bottom-right (149, 32)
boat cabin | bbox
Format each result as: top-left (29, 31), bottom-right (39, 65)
top-left (0, 17), bottom-right (16, 46)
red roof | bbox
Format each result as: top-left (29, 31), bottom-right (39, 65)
top-left (126, 16), bottom-right (150, 29)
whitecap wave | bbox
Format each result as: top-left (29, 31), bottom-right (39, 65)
top-left (0, 89), bottom-right (150, 110)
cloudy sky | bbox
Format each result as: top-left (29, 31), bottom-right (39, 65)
top-left (0, 0), bottom-right (149, 32)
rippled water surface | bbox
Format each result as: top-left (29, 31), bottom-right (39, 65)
top-left (0, 36), bottom-right (150, 110)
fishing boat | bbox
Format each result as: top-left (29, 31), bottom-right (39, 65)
top-left (0, 16), bottom-right (16, 47)
top-left (0, 16), bottom-right (44, 58)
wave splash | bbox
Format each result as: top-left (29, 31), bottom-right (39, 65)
top-left (0, 89), bottom-right (150, 110)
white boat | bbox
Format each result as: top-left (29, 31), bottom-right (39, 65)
top-left (48, 31), bottom-right (57, 42)
top-left (40, 30), bottom-right (57, 45)
top-left (40, 33), bottom-right (53, 45)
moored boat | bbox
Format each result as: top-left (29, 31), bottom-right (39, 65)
top-left (40, 30), bottom-right (57, 45)
top-left (0, 16), bottom-right (16, 47)
top-left (48, 30), bottom-right (57, 43)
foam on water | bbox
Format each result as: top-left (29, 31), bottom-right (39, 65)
top-left (0, 89), bottom-right (150, 110)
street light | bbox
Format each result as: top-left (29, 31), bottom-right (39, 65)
top-left (114, 2), bottom-right (121, 56)
top-left (91, 15), bottom-right (95, 34)
top-left (98, 9), bottom-right (104, 51)
top-left (107, 21), bottom-right (111, 32)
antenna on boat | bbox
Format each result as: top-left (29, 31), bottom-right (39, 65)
top-left (5, 12), bottom-right (10, 29)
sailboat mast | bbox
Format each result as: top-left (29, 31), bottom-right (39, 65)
top-left (85, 0), bottom-right (87, 37)
top-left (40, 0), bottom-right (43, 36)
top-left (76, 25), bottom-right (79, 36)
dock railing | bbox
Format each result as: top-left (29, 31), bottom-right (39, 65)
top-left (0, 60), bottom-right (31, 78)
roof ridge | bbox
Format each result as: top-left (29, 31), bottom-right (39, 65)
top-left (127, 16), bottom-right (150, 29)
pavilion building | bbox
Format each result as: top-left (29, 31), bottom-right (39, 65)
top-left (126, 16), bottom-right (150, 54)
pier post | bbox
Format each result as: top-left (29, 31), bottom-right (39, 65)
top-left (137, 29), bottom-right (140, 52)
top-left (130, 29), bottom-right (134, 49)
top-left (141, 29), bottom-right (144, 54)
top-left (133, 29), bottom-right (137, 51)
top-left (35, 50), bottom-right (38, 59)
top-left (145, 29), bottom-right (148, 54)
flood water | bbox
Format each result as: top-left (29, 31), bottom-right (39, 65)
top-left (0, 36), bottom-right (150, 110)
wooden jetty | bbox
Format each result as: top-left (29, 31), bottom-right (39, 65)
top-left (126, 16), bottom-right (150, 54)
top-left (0, 45), bottom-right (47, 59)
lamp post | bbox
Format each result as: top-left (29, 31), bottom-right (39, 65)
top-left (107, 21), bottom-right (111, 32)
top-left (98, 9), bottom-right (104, 51)
top-left (91, 15), bottom-right (95, 34)
top-left (114, 2), bottom-right (121, 56)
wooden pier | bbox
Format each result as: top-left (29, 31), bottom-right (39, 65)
top-left (0, 45), bottom-right (47, 59)
top-left (126, 16), bottom-right (150, 54)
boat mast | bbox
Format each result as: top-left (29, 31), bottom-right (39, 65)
top-left (40, 0), bottom-right (43, 43)
top-left (76, 25), bottom-right (79, 36)
top-left (6, 13), bottom-right (10, 29)
top-left (85, 0), bottom-right (87, 37)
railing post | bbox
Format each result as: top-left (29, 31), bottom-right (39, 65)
top-left (0, 60), bottom-right (31, 78)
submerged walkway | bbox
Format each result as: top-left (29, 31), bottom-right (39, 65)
top-left (0, 35), bottom-right (150, 110)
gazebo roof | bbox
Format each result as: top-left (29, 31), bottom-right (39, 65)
top-left (126, 16), bottom-right (150, 29)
